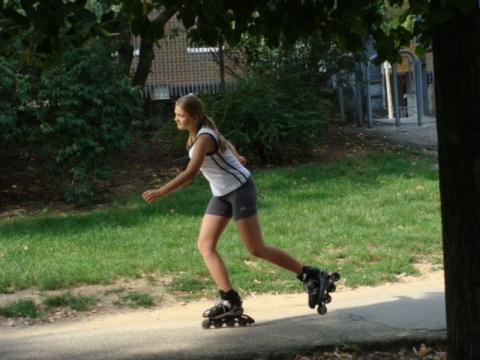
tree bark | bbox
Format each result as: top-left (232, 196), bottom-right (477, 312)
top-left (132, 37), bottom-right (154, 87)
top-left (431, 4), bottom-right (480, 359)
top-left (131, 5), bottom-right (179, 88)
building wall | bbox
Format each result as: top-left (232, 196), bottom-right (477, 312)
top-left (131, 17), bottom-right (236, 100)
top-left (396, 42), bottom-right (434, 74)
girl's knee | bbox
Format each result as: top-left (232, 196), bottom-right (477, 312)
top-left (197, 238), bottom-right (214, 256)
top-left (247, 244), bottom-right (266, 258)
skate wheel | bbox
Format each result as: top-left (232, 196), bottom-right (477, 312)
top-left (225, 319), bottom-right (236, 327)
top-left (331, 272), bottom-right (341, 281)
top-left (202, 319), bottom-right (212, 329)
top-left (325, 293), bottom-right (332, 304)
top-left (317, 305), bottom-right (327, 315)
top-left (237, 319), bottom-right (248, 327)
top-left (214, 321), bottom-right (223, 328)
top-left (328, 283), bottom-right (336, 293)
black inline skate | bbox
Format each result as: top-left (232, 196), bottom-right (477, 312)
top-left (201, 290), bottom-right (255, 329)
top-left (298, 266), bottom-right (341, 315)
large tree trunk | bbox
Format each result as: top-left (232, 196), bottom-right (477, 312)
top-left (431, 3), bottom-right (480, 359)
top-left (132, 37), bottom-right (154, 87)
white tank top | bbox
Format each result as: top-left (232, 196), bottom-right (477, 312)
top-left (189, 127), bottom-right (250, 196)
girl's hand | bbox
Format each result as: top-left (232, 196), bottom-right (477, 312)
top-left (238, 156), bottom-right (247, 165)
top-left (142, 189), bottom-right (160, 203)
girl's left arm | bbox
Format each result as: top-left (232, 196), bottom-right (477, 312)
top-left (228, 142), bottom-right (247, 165)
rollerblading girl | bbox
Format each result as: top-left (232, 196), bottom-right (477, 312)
top-left (142, 94), bottom-right (340, 328)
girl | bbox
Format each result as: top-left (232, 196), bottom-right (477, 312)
top-left (142, 94), bottom-right (331, 320)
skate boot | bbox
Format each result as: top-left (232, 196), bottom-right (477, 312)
top-left (201, 290), bottom-right (255, 329)
top-left (297, 265), bottom-right (341, 315)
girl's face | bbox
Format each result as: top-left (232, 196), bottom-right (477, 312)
top-left (174, 105), bottom-right (198, 132)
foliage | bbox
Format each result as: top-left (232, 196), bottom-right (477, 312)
top-left (0, 40), bottom-right (147, 204)
top-left (0, 60), bottom-right (18, 140)
top-left (0, 57), bottom-right (41, 149)
top-left (201, 70), bottom-right (335, 164)
top-left (195, 32), bottom-right (362, 166)
top-left (196, 31), bottom-right (358, 165)
top-left (36, 40), bottom-right (146, 203)
top-left (1, 1), bottom-right (478, 67)
top-left (216, 31), bottom-right (364, 86)
top-left (0, 0), bottom-right (99, 65)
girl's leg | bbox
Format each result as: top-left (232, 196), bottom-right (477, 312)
top-left (197, 214), bottom-right (232, 291)
top-left (235, 214), bottom-right (304, 275)
top-left (236, 214), bottom-right (331, 309)
top-left (199, 214), bottom-right (244, 319)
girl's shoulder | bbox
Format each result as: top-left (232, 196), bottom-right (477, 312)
top-left (197, 127), bottom-right (217, 140)
top-left (198, 127), bottom-right (216, 135)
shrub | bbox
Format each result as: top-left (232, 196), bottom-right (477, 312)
top-left (201, 69), bottom-right (335, 164)
top-left (33, 40), bottom-right (147, 203)
top-left (0, 57), bottom-right (40, 150)
top-left (0, 40), bottom-right (147, 204)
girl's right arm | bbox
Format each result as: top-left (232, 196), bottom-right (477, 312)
top-left (142, 135), bottom-right (215, 203)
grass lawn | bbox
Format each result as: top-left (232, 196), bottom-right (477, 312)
top-left (0, 147), bottom-right (441, 301)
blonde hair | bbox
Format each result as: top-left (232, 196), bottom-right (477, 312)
top-left (176, 94), bottom-right (230, 152)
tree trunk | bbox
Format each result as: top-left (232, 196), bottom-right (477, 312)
top-left (431, 4), bottom-right (480, 359)
top-left (132, 37), bottom-right (154, 87)
top-left (116, 15), bottom-right (134, 77)
top-left (131, 6), bottom-right (179, 88)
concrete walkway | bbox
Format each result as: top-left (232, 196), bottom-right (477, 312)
top-left (345, 115), bottom-right (438, 152)
top-left (0, 271), bottom-right (446, 360)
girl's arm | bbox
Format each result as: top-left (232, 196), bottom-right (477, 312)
top-left (142, 135), bottom-right (214, 203)
top-left (227, 142), bottom-right (247, 165)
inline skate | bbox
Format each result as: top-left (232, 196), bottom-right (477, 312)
top-left (299, 266), bottom-right (341, 315)
top-left (201, 290), bottom-right (255, 329)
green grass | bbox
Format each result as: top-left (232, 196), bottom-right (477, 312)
top-left (113, 292), bottom-right (156, 308)
top-left (42, 292), bottom-right (97, 311)
top-left (0, 299), bottom-right (40, 318)
top-left (0, 147), bottom-right (441, 297)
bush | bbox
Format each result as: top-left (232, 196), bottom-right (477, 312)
top-left (35, 40), bottom-right (147, 203)
top-left (0, 40), bottom-right (147, 204)
top-left (201, 69), bottom-right (335, 164)
top-left (0, 40), bottom-right (147, 203)
top-left (0, 58), bottom-right (40, 150)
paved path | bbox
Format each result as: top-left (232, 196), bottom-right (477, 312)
top-left (0, 271), bottom-right (446, 360)
top-left (345, 115), bottom-right (438, 152)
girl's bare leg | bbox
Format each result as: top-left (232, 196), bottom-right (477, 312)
top-left (197, 214), bottom-right (233, 291)
top-left (235, 214), bottom-right (304, 275)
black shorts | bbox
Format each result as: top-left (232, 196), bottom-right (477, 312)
top-left (205, 176), bottom-right (258, 221)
